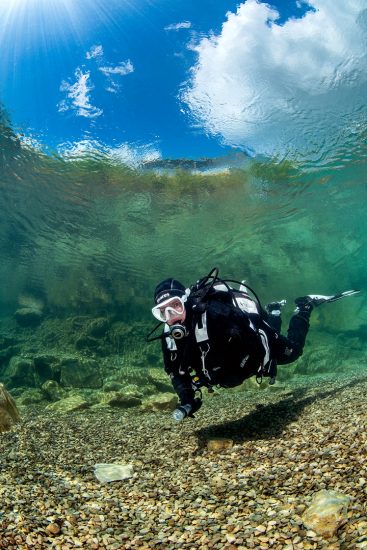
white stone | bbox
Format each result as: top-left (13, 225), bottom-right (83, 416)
top-left (94, 463), bottom-right (134, 483)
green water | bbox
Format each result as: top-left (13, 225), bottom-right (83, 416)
top-left (0, 107), bottom-right (366, 396)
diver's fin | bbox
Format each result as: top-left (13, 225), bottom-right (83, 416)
top-left (295, 289), bottom-right (360, 309)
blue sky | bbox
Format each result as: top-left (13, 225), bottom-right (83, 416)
top-left (0, 0), bottom-right (366, 162)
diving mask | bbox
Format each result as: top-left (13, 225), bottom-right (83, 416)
top-left (152, 295), bottom-right (186, 323)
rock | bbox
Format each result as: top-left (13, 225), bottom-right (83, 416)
top-left (41, 380), bottom-right (66, 401)
top-left (103, 382), bottom-right (143, 398)
top-left (102, 391), bottom-right (142, 408)
top-left (0, 344), bottom-right (20, 364)
top-left (60, 357), bottom-right (102, 389)
top-left (147, 368), bottom-right (173, 392)
top-left (294, 347), bottom-right (344, 375)
top-left (102, 380), bottom-right (124, 392)
top-left (86, 317), bottom-right (110, 337)
top-left (46, 523), bottom-right (61, 535)
top-left (18, 293), bottom-right (44, 311)
top-left (46, 395), bottom-right (90, 413)
top-left (17, 388), bottom-right (45, 405)
top-left (0, 383), bottom-right (20, 432)
top-left (75, 335), bottom-right (99, 350)
top-left (33, 354), bottom-right (60, 383)
top-left (94, 463), bottom-right (134, 483)
top-left (14, 307), bottom-right (43, 327)
top-left (249, 377), bottom-right (269, 390)
top-left (142, 393), bottom-right (178, 412)
top-left (111, 367), bottom-right (149, 387)
top-left (207, 438), bottom-right (234, 451)
top-left (104, 368), bottom-right (157, 396)
top-left (2, 356), bottom-right (36, 387)
top-left (302, 489), bottom-right (350, 538)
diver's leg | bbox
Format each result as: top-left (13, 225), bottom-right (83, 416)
top-left (276, 306), bottom-right (312, 365)
top-left (274, 290), bottom-right (359, 365)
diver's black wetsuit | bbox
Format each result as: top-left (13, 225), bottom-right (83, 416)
top-left (161, 289), bottom-right (310, 405)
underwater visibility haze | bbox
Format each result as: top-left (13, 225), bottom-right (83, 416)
top-left (0, 0), bottom-right (367, 546)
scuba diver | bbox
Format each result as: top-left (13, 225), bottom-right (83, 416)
top-left (147, 268), bottom-right (359, 421)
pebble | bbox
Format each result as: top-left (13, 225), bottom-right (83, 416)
top-left (0, 371), bottom-right (366, 549)
top-left (46, 522), bottom-right (61, 535)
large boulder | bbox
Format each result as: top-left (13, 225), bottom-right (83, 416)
top-left (73, 317), bottom-right (110, 353)
top-left (112, 366), bottom-right (148, 386)
top-left (293, 347), bottom-right (345, 375)
top-left (60, 357), bottom-right (102, 389)
top-left (147, 368), bottom-right (173, 392)
top-left (1, 356), bottom-right (36, 387)
top-left (0, 336), bottom-right (20, 366)
top-left (85, 317), bottom-right (110, 337)
top-left (14, 307), bottom-right (43, 327)
top-left (33, 354), bottom-right (61, 384)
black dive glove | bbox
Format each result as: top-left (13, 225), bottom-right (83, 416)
top-left (172, 397), bottom-right (202, 422)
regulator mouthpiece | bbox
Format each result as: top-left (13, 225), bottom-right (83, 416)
top-left (169, 324), bottom-right (187, 340)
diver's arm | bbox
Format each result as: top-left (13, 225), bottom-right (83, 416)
top-left (164, 361), bottom-right (195, 404)
top-left (162, 346), bottom-right (196, 405)
top-left (170, 373), bottom-right (196, 405)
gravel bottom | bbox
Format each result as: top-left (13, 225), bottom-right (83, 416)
top-left (1, 370), bottom-right (367, 550)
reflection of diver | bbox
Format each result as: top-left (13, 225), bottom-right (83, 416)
top-left (147, 268), bottom-right (360, 421)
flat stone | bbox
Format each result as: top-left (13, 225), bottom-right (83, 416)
top-left (46, 395), bottom-right (90, 413)
top-left (207, 438), bottom-right (234, 451)
top-left (94, 463), bottom-right (134, 483)
top-left (142, 393), bottom-right (178, 412)
top-left (102, 392), bottom-right (142, 408)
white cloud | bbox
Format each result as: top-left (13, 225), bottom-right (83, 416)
top-left (86, 44), bottom-right (104, 60)
top-left (99, 60), bottom-right (134, 77)
top-left (165, 21), bottom-right (192, 31)
top-left (182, 0), bottom-right (367, 160)
top-left (98, 60), bottom-right (134, 93)
top-left (59, 68), bottom-right (102, 118)
top-left (105, 84), bottom-right (119, 94)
